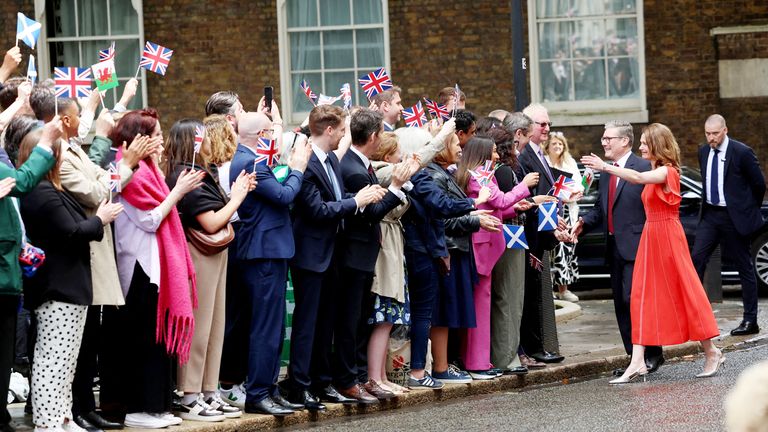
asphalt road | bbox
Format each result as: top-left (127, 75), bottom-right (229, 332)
top-left (288, 343), bottom-right (768, 432)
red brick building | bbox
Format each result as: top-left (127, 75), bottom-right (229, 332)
top-left (2, 0), bottom-right (767, 167)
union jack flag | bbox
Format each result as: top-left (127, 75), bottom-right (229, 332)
top-left (254, 137), bottom-right (279, 167)
top-left (300, 79), bottom-right (317, 105)
top-left (194, 125), bottom-right (205, 154)
top-left (99, 41), bottom-right (115, 62)
top-left (549, 175), bottom-right (576, 200)
top-left (53, 67), bottom-right (92, 99)
top-left (340, 83), bottom-right (352, 110)
top-left (316, 94), bottom-right (340, 106)
top-left (140, 41), bottom-right (174, 76)
top-left (402, 101), bottom-right (427, 128)
top-left (468, 160), bottom-right (496, 186)
top-left (107, 162), bottom-right (121, 193)
top-left (358, 67), bottom-right (392, 100)
top-left (423, 98), bottom-right (450, 121)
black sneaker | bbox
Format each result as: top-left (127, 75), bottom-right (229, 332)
top-left (407, 372), bottom-right (445, 389)
top-left (467, 369), bottom-right (497, 380)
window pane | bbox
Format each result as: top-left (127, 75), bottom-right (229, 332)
top-left (49, 41), bottom-right (80, 68)
top-left (325, 71), bottom-right (355, 103)
top-left (606, 18), bottom-right (638, 56)
top-left (114, 39), bottom-right (141, 78)
top-left (292, 72), bottom-right (322, 112)
top-left (571, 0), bottom-right (604, 16)
top-left (572, 20), bottom-right (604, 58)
top-left (47, 0), bottom-right (77, 37)
top-left (540, 61), bottom-right (571, 102)
top-left (320, 0), bottom-right (351, 26)
top-left (78, 0), bottom-right (109, 37)
top-left (287, 0), bottom-right (318, 27)
top-left (323, 31), bottom-right (354, 69)
top-left (606, 0), bottom-right (637, 14)
top-left (538, 21), bottom-right (572, 60)
top-left (356, 29), bottom-right (384, 68)
top-left (291, 31), bottom-right (321, 70)
top-left (608, 58), bottom-right (638, 98)
top-left (574, 59), bottom-right (606, 100)
top-left (81, 40), bottom-right (107, 67)
top-left (536, 0), bottom-right (571, 18)
top-left (353, 0), bottom-right (383, 24)
top-left (109, 0), bottom-right (139, 35)
top-left (120, 80), bottom-right (144, 109)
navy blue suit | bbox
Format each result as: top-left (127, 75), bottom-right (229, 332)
top-left (288, 150), bottom-right (358, 391)
top-left (229, 144), bottom-right (304, 403)
top-left (581, 152), bottom-right (660, 359)
top-left (692, 137), bottom-right (766, 322)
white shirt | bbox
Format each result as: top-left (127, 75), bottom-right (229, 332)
top-left (218, 161), bottom-right (239, 222)
top-left (705, 136), bottom-right (729, 206)
top-left (114, 197), bottom-right (162, 296)
top-left (611, 150), bottom-right (633, 188)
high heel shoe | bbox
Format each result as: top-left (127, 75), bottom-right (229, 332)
top-left (696, 351), bottom-right (726, 378)
top-left (609, 367), bottom-right (648, 385)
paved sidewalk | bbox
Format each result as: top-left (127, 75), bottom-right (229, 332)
top-left (8, 297), bottom-right (765, 431)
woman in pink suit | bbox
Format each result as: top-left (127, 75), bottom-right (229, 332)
top-left (454, 137), bottom-right (540, 379)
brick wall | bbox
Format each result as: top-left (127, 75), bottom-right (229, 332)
top-left (0, 0), bottom-right (35, 74)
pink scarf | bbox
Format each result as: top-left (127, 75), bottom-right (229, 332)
top-left (118, 152), bottom-right (198, 363)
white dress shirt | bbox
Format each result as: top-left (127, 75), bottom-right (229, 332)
top-left (705, 136), bottom-right (729, 206)
top-left (114, 197), bottom-right (162, 296)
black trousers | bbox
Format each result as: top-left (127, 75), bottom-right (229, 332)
top-left (607, 236), bottom-right (662, 359)
top-left (219, 251), bottom-right (249, 385)
top-left (0, 295), bottom-right (19, 425)
top-left (692, 205), bottom-right (759, 322)
top-left (72, 305), bottom-right (101, 416)
top-left (520, 250), bottom-right (545, 355)
top-left (335, 265), bottom-right (374, 389)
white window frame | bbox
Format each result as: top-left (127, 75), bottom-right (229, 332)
top-left (527, 0), bottom-right (648, 126)
top-left (276, 0), bottom-right (391, 125)
top-left (33, 0), bottom-right (148, 109)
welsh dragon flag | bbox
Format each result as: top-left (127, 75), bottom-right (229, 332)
top-left (91, 59), bottom-right (119, 91)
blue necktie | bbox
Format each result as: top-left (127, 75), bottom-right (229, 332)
top-left (710, 149), bottom-right (720, 205)
top-left (325, 157), bottom-right (342, 200)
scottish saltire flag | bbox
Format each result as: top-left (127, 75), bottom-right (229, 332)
top-left (300, 79), bottom-right (318, 105)
top-left (316, 94), bottom-right (340, 106)
top-left (194, 125), bottom-right (205, 154)
top-left (503, 224), bottom-right (528, 249)
top-left (254, 137), bottom-right (279, 167)
top-left (549, 175), bottom-right (576, 200)
top-left (107, 162), bottom-right (121, 193)
top-left (340, 83), bottom-right (352, 110)
top-left (581, 167), bottom-right (594, 194)
top-left (140, 41), bottom-right (174, 75)
top-left (358, 67), bottom-right (392, 100)
top-left (402, 101), bottom-right (427, 128)
top-left (54, 67), bottom-right (92, 98)
top-left (16, 12), bottom-right (41, 49)
top-left (423, 98), bottom-right (450, 121)
top-left (26, 55), bottom-right (37, 85)
top-left (91, 60), bottom-right (119, 91)
top-left (468, 160), bottom-right (496, 186)
top-left (99, 41), bottom-right (115, 62)
top-left (537, 201), bottom-right (557, 231)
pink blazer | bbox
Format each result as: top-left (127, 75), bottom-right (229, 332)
top-left (467, 176), bottom-right (530, 276)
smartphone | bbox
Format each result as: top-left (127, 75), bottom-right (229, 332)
top-left (264, 86), bottom-right (274, 113)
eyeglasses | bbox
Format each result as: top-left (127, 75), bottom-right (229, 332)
top-left (601, 136), bottom-right (624, 143)
top-left (535, 121), bottom-right (552, 128)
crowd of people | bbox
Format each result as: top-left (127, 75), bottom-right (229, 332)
top-left (0, 40), bottom-right (765, 432)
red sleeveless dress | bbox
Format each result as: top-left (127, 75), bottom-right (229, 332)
top-left (631, 166), bottom-right (720, 346)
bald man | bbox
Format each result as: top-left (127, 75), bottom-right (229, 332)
top-left (692, 114), bottom-right (765, 336)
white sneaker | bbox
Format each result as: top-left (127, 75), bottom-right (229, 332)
top-left (156, 413), bottom-right (183, 426)
top-left (124, 412), bottom-right (173, 429)
top-left (558, 290), bottom-right (579, 302)
top-left (61, 420), bottom-right (87, 432)
top-left (176, 395), bottom-right (225, 422)
top-left (34, 428), bottom-right (65, 432)
top-left (9, 371), bottom-right (29, 402)
top-left (218, 383), bottom-right (246, 409)
top-left (205, 393), bottom-right (242, 418)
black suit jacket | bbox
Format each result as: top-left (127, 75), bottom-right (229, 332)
top-left (698, 138), bottom-right (765, 236)
top-left (291, 151), bottom-right (358, 273)
top-left (582, 153), bottom-right (651, 261)
top-left (518, 143), bottom-right (558, 254)
top-left (339, 150), bottom-right (402, 272)
top-left (20, 181), bottom-right (104, 309)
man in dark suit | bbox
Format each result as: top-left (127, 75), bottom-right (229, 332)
top-left (574, 120), bottom-right (664, 373)
top-left (229, 112), bottom-right (312, 416)
top-left (284, 105), bottom-right (386, 409)
top-left (691, 114), bottom-right (766, 336)
top-left (336, 108), bottom-right (413, 401)
top-left (371, 87), bottom-right (403, 131)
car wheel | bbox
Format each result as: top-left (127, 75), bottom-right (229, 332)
top-left (751, 231), bottom-right (768, 296)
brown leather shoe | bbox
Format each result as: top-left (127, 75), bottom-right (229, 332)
top-left (338, 383), bottom-right (378, 404)
top-left (519, 354), bottom-right (546, 369)
top-left (363, 379), bottom-right (395, 400)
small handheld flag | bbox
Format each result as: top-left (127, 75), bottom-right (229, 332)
top-left (16, 12), bottom-right (41, 49)
top-left (253, 137), bottom-right (279, 167)
top-left (300, 79), bottom-right (318, 106)
top-left (139, 41), bottom-right (173, 76)
top-left (193, 125), bottom-right (205, 154)
top-left (452, 83), bottom-right (461, 116)
top-left (107, 162), bottom-right (121, 201)
top-left (358, 67), bottom-right (392, 100)
top-left (272, 165), bottom-right (291, 183)
top-left (402, 101), bottom-right (427, 128)
top-left (503, 224), bottom-right (528, 249)
top-left (529, 253), bottom-right (543, 271)
top-left (316, 94), bottom-right (341, 106)
top-left (423, 98), bottom-right (451, 121)
top-left (26, 55), bottom-right (37, 85)
top-left (54, 67), bottom-right (92, 99)
top-left (468, 160), bottom-right (496, 186)
top-left (537, 201), bottom-right (557, 231)
top-left (99, 41), bottom-right (116, 62)
top-left (91, 59), bottom-right (119, 92)
top-left (340, 83), bottom-right (352, 111)
top-left (581, 167), bottom-right (594, 194)
top-left (549, 175), bottom-right (576, 201)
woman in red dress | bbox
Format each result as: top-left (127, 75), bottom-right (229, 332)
top-left (582, 123), bottom-right (724, 384)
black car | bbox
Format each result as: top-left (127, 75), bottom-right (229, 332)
top-left (575, 166), bottom-right (768, 295)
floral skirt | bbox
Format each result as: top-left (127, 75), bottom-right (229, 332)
top-left (369, 288), bottom-right (411, 325)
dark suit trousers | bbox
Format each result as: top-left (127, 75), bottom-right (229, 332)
top-left (335, 266), bottom-right (374, 389)
top-left (607, 236), bottom-right (662, 359)
top-left (520, 252), bottom-right (545, 355)
top-left (244, 259), bottom-right (287, 403)
top-left (219, 248), bottom-right (249, 384)
top-left (0, 295), bottom-right (19, 425)
top-left (692, 205), bottom-right (758, 322)
top-left (72, 305), bottom-right (101, 416)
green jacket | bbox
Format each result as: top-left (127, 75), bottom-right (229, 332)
top-left (0, 146), bottom-right (56, 296)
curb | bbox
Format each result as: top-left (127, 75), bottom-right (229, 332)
top-left (554, 300), bottom-right (582, 323)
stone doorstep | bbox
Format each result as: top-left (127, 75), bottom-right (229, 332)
top-left (143, 334), bottom-right (768, 432)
